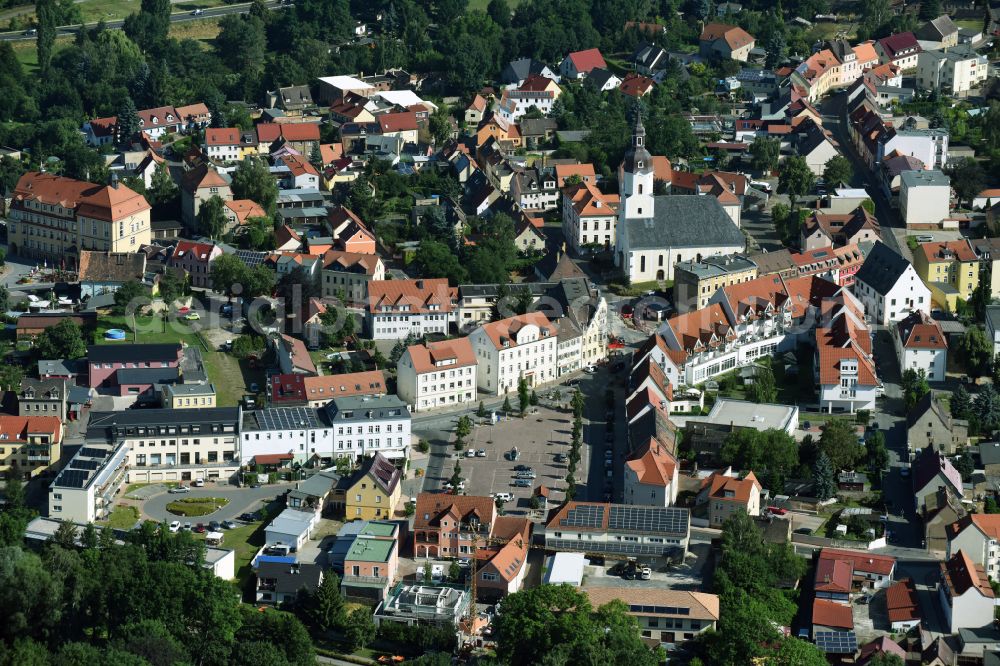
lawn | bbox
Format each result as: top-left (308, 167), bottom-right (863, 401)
top-left (201, 349), bottom-right (262, 407)
top-left (166, 496), bottom-right (229, 517)
top-left (3, 0), bottom-right (229, 25)
top-left (191, 498), bottom-right (283, 590)
top-left (94, 314), bottom-right (205, 347)
top-left (467, 0), bottom-right (522, 11)
top-left (101, 504), bottom-right (139, 530)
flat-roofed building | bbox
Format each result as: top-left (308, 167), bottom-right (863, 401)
top-left (673, 254), bottom-right (757, 313)
top-left (48, 442), bottom-right (129, 523)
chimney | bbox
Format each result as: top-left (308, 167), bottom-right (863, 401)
top-left (110, 172), bottom-right (120, 189)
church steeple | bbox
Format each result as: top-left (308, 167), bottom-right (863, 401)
top-left (619, 108), bottom-right (654, 219)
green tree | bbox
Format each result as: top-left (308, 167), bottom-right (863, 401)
top-left (53, 520), bottom-right (77, 549)
top-left (749, 136), bottom-right (780, 174)
top-left (477, 401), bottom-right (487, 418)
top-left (819, 419), bottom-right (863, 470)
top-left (157, 269), bottom-right (186, 305)
top-left (502, 395), bottom-right (513, 413)
top-left (428, 105), bottom-right (452, 145)
top-left (209, 253), bottom-right (245, 299)
top-left (146, 162), bottom-right (177, 206)
top-left (954, 452), bottom-right (974, 482)
top-left (302, 572), bottom-right (345, 632)
top-left (196, 195), bottom-right (228, 240)
top-left (865, 430), bottom-right (890, 482)
top-left (456, 415), bottom-right (472, 440)
top-left (414, 239), bottom-right (468, 285)
top-left (448, 560), bottom-right (461, 582)
top-left (975, 384), bottom-right (1000, 434)
top-left (231, 156), bottom-right (279, 215)
top-left (945, 157), bottom-right (986, 209)
top-left (571, 389), bottom-right (585, 417)
top-left (720, 428), bottom-right (799, 492)
top-left (901, 368), bottom-right (931, 412)
top-left (746, 365), bottom-right (777, 403)
top-left (115, 96), bottom-right (141, 149)
top-left (450, 459), bottom-right (462, 489)
top-left (919, 0), bottom-right (941, 21)
top-left (36, 0), bottom-right (58, 73)
top-left (868, 652), bottom-right (905, 666)
top-left (112, 280), bottom-right (149, 316)
top-left (959, 326), bottom-right (993, 377)
top-left (812, 451), bottom-right (836, 500)
top-left (517, 377), bottom-right (529, 416)
top-left (778, 156), bottom-right (815, 209)
top-left (952, 384), bottom-right (972, 419)
top-left (767, 637), bottom-right (829, 665)
top-left (823, 155), bottom-right (853, 187)
top-left (494, 585), bottom-right (663, 666)
top-left (344, 607), bottom-right (376, 651)
top-left (35, 319), bottom-right (86, 359)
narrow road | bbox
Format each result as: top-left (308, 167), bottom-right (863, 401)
top-left (819, 92), bottom-right (912, 262)
top-left (0, 0), bottom-right (282, 41)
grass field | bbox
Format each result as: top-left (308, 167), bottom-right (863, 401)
top-left (166, 496), bottom-right (229, 517)
top-left (467, 0), bottom-right (522, 11)
top-left (3, 0), bottom-right (228, 26)
top-left (94, 314), bottom-right (206, 346)
top-left (101, 504), bottom-right (140, 529)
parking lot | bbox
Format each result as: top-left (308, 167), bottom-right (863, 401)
top-left (430, 404), bottom-right (587, 513)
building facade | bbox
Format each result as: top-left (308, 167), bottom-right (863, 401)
top-left (673, 254), bottom-right (758, 313)
top-left (468, 312), bottom-right (558, 396)
top-left (8, 172), bottom-right (152, 267)
top-left (396, 338), bottom-right (477, 412)
top-left (366, 279), bottom-right (455, 340)
top-left (900, 170), bottom-right (951, 228)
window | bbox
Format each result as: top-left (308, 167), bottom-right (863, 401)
top-left (482, 572), bottom-right (498, 581)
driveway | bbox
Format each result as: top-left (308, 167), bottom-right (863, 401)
top-left (137, 482), bottom-right (295, 523)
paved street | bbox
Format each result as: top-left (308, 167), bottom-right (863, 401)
top-left (134, 482), bottom-right (293, 523)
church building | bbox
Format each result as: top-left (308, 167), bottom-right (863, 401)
top-left (614, 116), bottom-right (745, 283)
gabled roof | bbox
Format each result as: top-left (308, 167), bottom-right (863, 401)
top-left (413, 493), bottom-right (496, 530)
top-left (701, 471), bottom-right (760, 504)
top-left (896, 311), bottom-right (946, 350)
top-left (299, 371), bottom-right (386, 402)
top-left (355, 452), bottom-right (401, 496)
top-left (205, 127), bottom-right (241, 146)
top-left (620, 72), bottom-right (655, 98)
top-left (404, 337), bottom-right (476, 375)
top-left (625, 436), bottom-right (677, 487)
top-left (0, 415), bottom-right (62, 442)
top-left (582, 588), bottom-right (720, 621)
top-left (180, 164), bottom-right (230, 193)
top-left (815, 556), bottom-right (852, 593)
top-left (564, 48), bottom-right (606, 73)
top-left (917, 14), bottom-right (958, 41)
top-left (13, 172), bottom-right (151, 222)
top-left (480, 516), bottom-right (531, 581)
top-left (940, 550), bottom-right (994, 599)
top-left (812, 598), bottom-right (853, 629)
top-left (700, 23), bottom-right (755, 49)
top-left (854, 241), bottom-right (912, 296)
top-left (905, 391), bottom-right (952, 429)
top-left (877, 32), bottom-right (921, 60)
top-left (278, 333), bottom-right (317, 375)
top-left (919, 239), bottom-right (978, 264)
top-left (322, 250), bottom-right (381, 275)
top-left (367, 278), bottom-right (455, 314)
top-left (171, 240), bottom-right (219, 264)
top-left (818, 547), bottom-right (896, 576)
top-left (78, 251), bottom-right (145, 283)
top-left (224, 199), bottom-right (266, 225)
top-left (377, 111), bottom-right (418, 134)
top-left (885, 578), bottom-right (920, 625)
top-left (911, 445), bottom-right (963, 497)
top-left (476, 312), bottom-right (553, 350)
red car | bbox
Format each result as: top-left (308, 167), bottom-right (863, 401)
top-left (194, 523), bottom-right (206, 533)
top-left (767, 506), bottom-right (787, 516)
top-left (621, 305), bottom-right (634, 320)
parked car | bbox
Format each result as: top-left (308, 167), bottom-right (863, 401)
top-left (767, 506), bottom-right (787, 516)
top-left (640, 566), bottom-right (652, 580)
top-left (168, 521), bottom-right (181, 533)
top-left (238, 512), bottom-right (256, 522)
top-left (169, 485), bottom-right (190, 494)
top-left (222, 520), bottom-right (237, 529)
top-left (465, 449), bottom-right (476, 458)
top-left (493, 492), bottom-right (513, 502)
top-left (584, 365), bottom-right (597, 373)
top-left (249, 382), bottom-right (259, 393)
top-left (515, 471), bottom-right (536, 479)
top-left (193, 479), bottom-right (204, 487)
top-left (514, 479), bottom-right (532, 488)
top-left (191, 8), bottom-right (203, 15)
top-left (513, 465), bottom-right (532, 472)
top-left (476, 449), bottom-right (487, 457)
top-left (182, 522), bottom-right (192, 531)
top-left (194, 523), bottom-right (206, 533)
top-left (183, 312), bottom-right (201, 320)
top-left (208, 521), bottom-right (221, 532)
top-left (554, 453), bottom-right (567, 463)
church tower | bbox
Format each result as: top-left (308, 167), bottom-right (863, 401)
top-left (619, 111), bottom-right (655, 220)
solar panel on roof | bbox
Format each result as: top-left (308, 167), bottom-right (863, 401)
top-left (560, 504), bottom-right (605, 528)
top-left (814, 631), bottom-right (857, 654)
top-left (234, 250), bottom-right (268, 268)
top-left (69, 459), bottom-right (101, 471)
top-left (58, 469), bottom-right (90, 488)
top-left (78, 447), bottom-right (106, 458)
top-left (257, 407), bottom-right (321, 430)
top-left (608, 506), bottom-right (687, 534)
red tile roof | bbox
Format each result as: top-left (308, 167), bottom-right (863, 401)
top-left (941, 549), bottom-right (994, 599)
top-left (224, 199), bottom-right (266, 225)
top-left (701, 471), bottom-right (760, 504)
top-left (302, 371), bottom-right (387, 402)
top-left (254, 453), bottom-right (294, 465)
top-left (554, 163), bottom-right (596, 187)
top-left (405, 337), bottom-right (477, 374)
top-left (897, 311), bottom-right (947, 350)
top-left (878, 32), bottom-right (921, 60)
top-left (812, 598), bottom-right (853, 629)
top-left (620, 72), bottom-right (655, 98)
top-left (0, 415), bottom-right (62, 442)
top-left (700, 23), bottom-right (755, 50)
top-left (377, 111), bottom-right (418, 133)
top-left (565, 48), bottom-right (607, 74)
top-left (367, 278), bottom-right (455, 315)
top-left (13, 172), bottom-right (150, 223)
top-left (885, 578), bottom-right (920, 624)
top-left (815, 557), bottom-right (852, 593)
top-left (819, 548), bottom-right (896, 576)
top-left (171, 240), bottom-right (218, 263)
top-left (625, 437), bottom-right (677, 487)
top-left (205, 127), bottom-right (241, 146)
top-left (413, 493), bottom-right (496, 531)
top-left (476, 312), bottom-right (554, 350)
top-left (919, 239), bottom-right (978, 264)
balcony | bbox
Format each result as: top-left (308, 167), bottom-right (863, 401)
top-left (343, 574), bottom-right (389, 588)
top-left (26, 455), bottom-right (51, 462)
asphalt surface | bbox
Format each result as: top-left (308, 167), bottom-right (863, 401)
top-left (0, 0), bottom-right (283, 41)
top-left (138, 481), bottom-right (292, 523)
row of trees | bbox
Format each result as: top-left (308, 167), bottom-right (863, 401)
top-left (564, 388), bottom-right (586, 501)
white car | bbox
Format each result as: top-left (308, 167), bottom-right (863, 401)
top-left (640, 566), bottom-right (651, 580)
top-left (584, 365), bottom-right (597, 373)
top-left (465, 449), bottom-right (476, 458)
top-left (168, 521), bottom-right (181, 533)
top-left (493, 492), bottom-right (513, 502)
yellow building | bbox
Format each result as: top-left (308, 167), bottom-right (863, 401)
top-left (162, 383), bottom-right (217, 409)
top-left (0, 415), bottom-right (63, 480)
top-left (9, 172), bottom-right (152, 268)
top-left (673, 254), bottom-right (758, 313)
top-left (914, 240), bottom-right (979, 312)
top-left (344, 452), bottom-right (402, 521)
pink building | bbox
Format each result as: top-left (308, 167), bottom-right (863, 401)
top-left (87, 343), bottom-right (182, 389)
top-left (169, 240), bottom-right (223, 289)
top-left (342, 521), bottom-right (400, 601)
